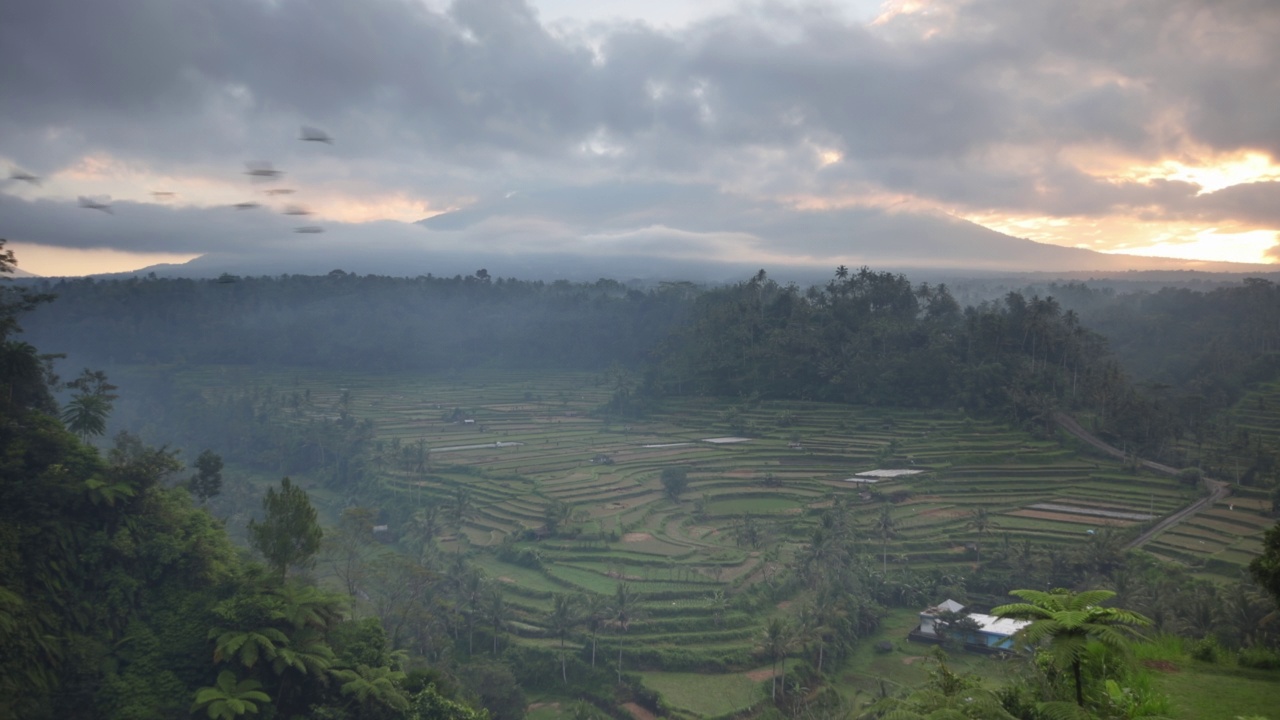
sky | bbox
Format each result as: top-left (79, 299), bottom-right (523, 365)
top-left (2, 0), bottom-right (1280, 277)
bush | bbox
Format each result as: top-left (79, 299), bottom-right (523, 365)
top-left (1191, 636), bottom-right (1221, 663)
top-left (1237, 646), bottom-right (1280, 670)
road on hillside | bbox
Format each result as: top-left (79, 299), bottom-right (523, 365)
top-left (1051, 412), bottom-right (1230, 551)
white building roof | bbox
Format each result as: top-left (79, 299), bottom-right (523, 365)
top-left (922, 599), bottom-right (966, 615)
top-left (967, 613), bottom-right (1031, 638)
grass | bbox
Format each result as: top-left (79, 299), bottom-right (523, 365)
top-left (837, 609), bottom-right (1017, 702)
top-left (637, 671), bottom-right (765, 717)
top-left (1152, 661), bottom-right (1280, 720)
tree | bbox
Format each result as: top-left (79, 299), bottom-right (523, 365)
top-left (610, 583), bottom-right (642, 683)
top-left (191, 670), bottom-right (272, 720)
top-left (1249, 521), bottom-right (1280, 609)
top-left (874, 504), bottom-right (896, 577)
top-left (580, 592), bottom-right (610, 667)
top-left (548, 593), bottom-right (580, 684)
top-left (190, 449), bottom-right (224, 501)
top-left (322, 506), bottom-right (378, 603)
top-left (59, 369), bottom-right (118, 442)
top-left (660, 466), bottom-right (690, 501)
top-left (993, 588), bottom-right (1151, 707)
top-left (483, 586), bottom-right (509, 656)
top-left (451, 486), bottom-right (474, 540)
top-left (333, 663), bottom-right (410, 714)
top-left (59, 393), bottom-right (111, 442)
top-left (248, 477), bottom-right (323, 579)
top-left (966, 507), bottom-right (998, 565)
top-left (760, 617), bottom-right (795, 701)
top-left (544, 500), bottom-right (573, 536)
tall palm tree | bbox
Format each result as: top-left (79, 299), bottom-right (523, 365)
top-left (993, 588), bottom-right (1151, 707)
top-left (548, 593), bottom-right (581, 684)
top-left (611, 583), bottom-right (642, 683)
top-left (760, 617), bottom-right (795, 701)
top-left (482, 586), bottom-right (509, 656)
top-left (458, 571), bottom-right (486, 656)
top-left (873, 504), bottom-right (896, 577)
top-left (580, 592), bottom-right (610, 667)
top-left (966, 508), bottom-right (998, 565)
top-left (451, 486), bottom-right (473, 545)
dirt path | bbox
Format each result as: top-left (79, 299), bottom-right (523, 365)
top-left (622, 702), bottom-right (658, 720)
top-left (1052, 412), bottom-right (1230, 551)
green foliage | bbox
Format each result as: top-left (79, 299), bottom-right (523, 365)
top-left (333, 663), bottom-right (411, 713)
top-left (408, 684), bottom-right (490, 720)
top-left (248, 477), bottom-right (323, 578)
top-left (993, 588), bottom-right (1152, 707)
top-left (458, 661), bottom-right (525, 720)
top-left (660, 466), bottom-right (690, 500)
top-left (192, 670), bottom-right (272, 720)
top-left (1236, 645), bottom-right (1280, 670)
top-left (1248, 521), bottom-right (1280, 609)
top-left (190, 449), bottom-right (224, 501)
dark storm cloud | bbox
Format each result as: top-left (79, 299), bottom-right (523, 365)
top-left (2, 0), bottom-right (1279, 263)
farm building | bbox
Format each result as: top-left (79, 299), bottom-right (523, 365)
top-left (917, 599), bottom-right (965, 636)
top-left (913, 599), bottom-right (1030, 651)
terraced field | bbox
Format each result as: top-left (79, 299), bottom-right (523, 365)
top-left (1155, 380), bottom-right (1280, 579)
top-left (147, 366), bottom-right (1273, 712)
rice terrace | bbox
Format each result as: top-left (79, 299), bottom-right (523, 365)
top-left (123, 364), bottom-right (1276, 717)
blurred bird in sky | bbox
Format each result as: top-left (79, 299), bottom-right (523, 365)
top-left (264, 188), bottom-right (295, 196)
top-left (9, 168), bottom-right (40, 185)
top-left (78, 196), bottom-right (113, 214)
top-left (151, 191), bottom-right (176, 200)
top-left (233, 201), bottom-right (261, 210)
top-left (295, 226), bottom-right (324, 234)
top-left (300, 126), bottom-right (333, 144)
top-left (245, 161), bottom-right (284, 180)
top-left (283, 205), bottom-right (313, 216)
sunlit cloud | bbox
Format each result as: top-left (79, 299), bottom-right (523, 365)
top-left (1105, 229), bottom-right (1279, 265)
top-left (6, 241), bottom-right (201, 277)
top-left (1123, 151), bottom-right (1280, 195)
top-left (961, 209), bottom-right (1279, 265)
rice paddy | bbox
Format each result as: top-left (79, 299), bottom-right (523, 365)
top-left (133, 365), bottom-right (1276, 714)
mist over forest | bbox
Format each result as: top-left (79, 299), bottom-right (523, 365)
top-left (8, 0), bottom-right (1280, 716)
top-left (7, 243), bottom-right (1280, 720)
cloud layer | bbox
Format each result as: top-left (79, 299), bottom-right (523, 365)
top-left (2, 0), bottom-right (1279, 273)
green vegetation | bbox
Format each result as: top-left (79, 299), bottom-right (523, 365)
top-left (7, 243), bottom-right (1280, 719)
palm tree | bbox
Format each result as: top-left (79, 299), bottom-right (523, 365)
top-left (581, 592), bottom-right (610, 667)
top-left (993, 588), bottom-right (1151, 707)
top-left (458, 571), bottom-right (486, 656)
top-left (966, 508), bottom-right (998, 565)
top-left (483, 586), bottom-right (509, 656)
top-left (60, 393), bottom-right (111, 442)
top-left (873, 504), bottom-right (896, 577)
top-left (548, 593), bottom-right (581, 684)
top-left (760, 617), bottom-right (795, 701)
top-left (451, 486), bottom-right (473, 545)
top-left (794, 602), bottom-right (830, 674)
top-left (611, 583), bottom-right (642, 683)
top-left (191, 670), bottom-right (272, 720)
top-left (708, 590), bottom-right (729, 628)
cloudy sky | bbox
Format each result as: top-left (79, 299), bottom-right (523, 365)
top-left (2, 0), bottom-right (1279, 276)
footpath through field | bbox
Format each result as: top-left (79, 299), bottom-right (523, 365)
top-left (1051, 412), bottom-right (1231, 551)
